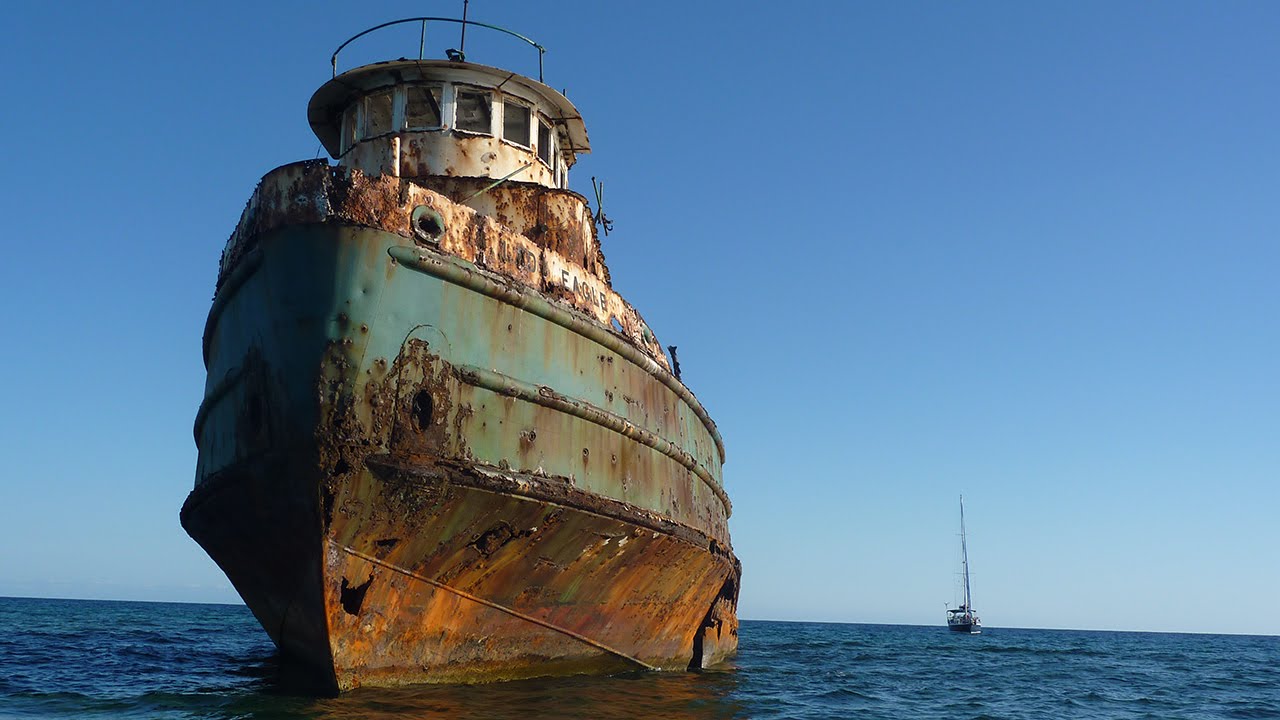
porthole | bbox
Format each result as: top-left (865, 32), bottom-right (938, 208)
top-left (411, 205), bottom-right (446, 244)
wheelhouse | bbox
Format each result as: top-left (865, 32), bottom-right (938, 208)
top-left (309, 59), bottom-right (590, 189)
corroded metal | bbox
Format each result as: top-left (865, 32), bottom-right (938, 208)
top-left (211, 162), bottom-right (634, 358)
top-left (183, 25), bottom-right (738, 694)
top-left (450, 363), bottom-right (729, 513)
top-left (322, 457), bottom-right (737, 687)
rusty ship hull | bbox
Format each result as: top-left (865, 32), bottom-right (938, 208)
top-left (182, 161), bottom-right (738, 692)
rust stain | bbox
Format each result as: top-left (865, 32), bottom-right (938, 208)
top-left (218, 162), bottom-right (664, 371)
top-left (323, 456), bottom-right (738, 688)
top-left (299, 326), bottom-right (735, 688)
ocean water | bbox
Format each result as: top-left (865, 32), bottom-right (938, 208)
top-left (0, 597), bottom-right (1276, 719)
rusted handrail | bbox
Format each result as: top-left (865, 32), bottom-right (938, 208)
top-left (331, 17), bottom-right (546, 82)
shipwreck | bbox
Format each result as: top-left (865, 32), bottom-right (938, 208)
top-left (181, 17), bottom-right (739, 692)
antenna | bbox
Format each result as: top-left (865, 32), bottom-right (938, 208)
top-left (446, 0), bottom-right (470, 62)
top-left (459, 0), bottom-right (469, 55)
top-left (592, 177), bottom-right (614, 235)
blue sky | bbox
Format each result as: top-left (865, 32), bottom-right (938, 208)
top-left (1, 1), bottom-right (1276, 635)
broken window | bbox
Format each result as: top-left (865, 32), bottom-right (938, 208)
top-left (405, 85), bottom-right (443, 130)
top-left (455, 89), bottom-right (492, 134)
top-left (503, 101), bottom-right (531, 147)
top-left (537, 119), bottom-right (553, 165)
top-left (365, 90), bottom-right (394, 137)
top-left (340, 103), bottom-right (358, 153)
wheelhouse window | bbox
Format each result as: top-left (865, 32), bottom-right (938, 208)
top-left (455, 89), bottom-right (492, 134)
top-left (503, 101), bottom-right (531, 147)
top-left (340, 103), bottom-right (358, 154)
top-left (537, 119), bottom-right (553, 165)
top-left (405, 85), bottom-right (443, 130)
top-left (365, 90), bottom-right (394, 137)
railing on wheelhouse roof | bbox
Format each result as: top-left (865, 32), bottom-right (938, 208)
top-left (330, 17), bottom-right (546, 82)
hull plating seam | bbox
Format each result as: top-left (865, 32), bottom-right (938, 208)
top-left (202, 247), bottom-right (264, 367)
top-left (455, 363), bottom-right (730, 514)
top-left (365, 456), bottom-right (725, 550)
top-left (387, 244), bottom-right (726, 464)
top-left (192, 363), bottom-right (250, 442)
top-left (181, 450), bottom-right (299, 510)
top-left (186, 453), bottom-right (730, 553)
top-left (333, 542), bottom-right (657, 671)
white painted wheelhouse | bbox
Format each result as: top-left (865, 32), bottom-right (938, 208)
top-left (308, 59), bottom-right (590, 188)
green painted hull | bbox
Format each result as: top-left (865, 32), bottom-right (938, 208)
top-left (183, 163), bottom-right (737, 691)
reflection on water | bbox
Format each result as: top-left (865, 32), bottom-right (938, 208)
top-left (296, 668), bottom-right (744, 720)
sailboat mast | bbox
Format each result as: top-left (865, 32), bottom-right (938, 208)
top-left (960, 496), bottom-right (972, 611)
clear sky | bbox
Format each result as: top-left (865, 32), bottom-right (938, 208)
top-left (1, 1), bottom-right (1276, 635)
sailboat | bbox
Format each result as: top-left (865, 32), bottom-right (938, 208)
top-left (946, 496), bottom-right (981, 634)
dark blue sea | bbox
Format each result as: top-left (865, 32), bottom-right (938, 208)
top-left (1, 597), bottom-right (1276, 719)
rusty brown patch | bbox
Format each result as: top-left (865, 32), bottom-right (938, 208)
top-left (216, 161), bottom-right (667, 370)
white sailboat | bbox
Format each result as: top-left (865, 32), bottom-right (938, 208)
top-left (946, 496), bottom-right (981, 634)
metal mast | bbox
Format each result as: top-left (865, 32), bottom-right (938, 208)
top-left (960, 495), bottom-right (972, 612)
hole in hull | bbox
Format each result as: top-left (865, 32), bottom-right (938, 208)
top-left (339, 577), bottom-right (373, 616)
top-left (411, 390), bottom-right (434, 432)
top-left (688, 572), bottom-right (739, 671)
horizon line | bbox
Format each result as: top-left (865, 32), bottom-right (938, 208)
top-left (3, 595), bottom-right (1275, 638)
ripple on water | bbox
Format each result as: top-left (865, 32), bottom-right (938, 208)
top-left (1, 602), bottom-right (1278, 720)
